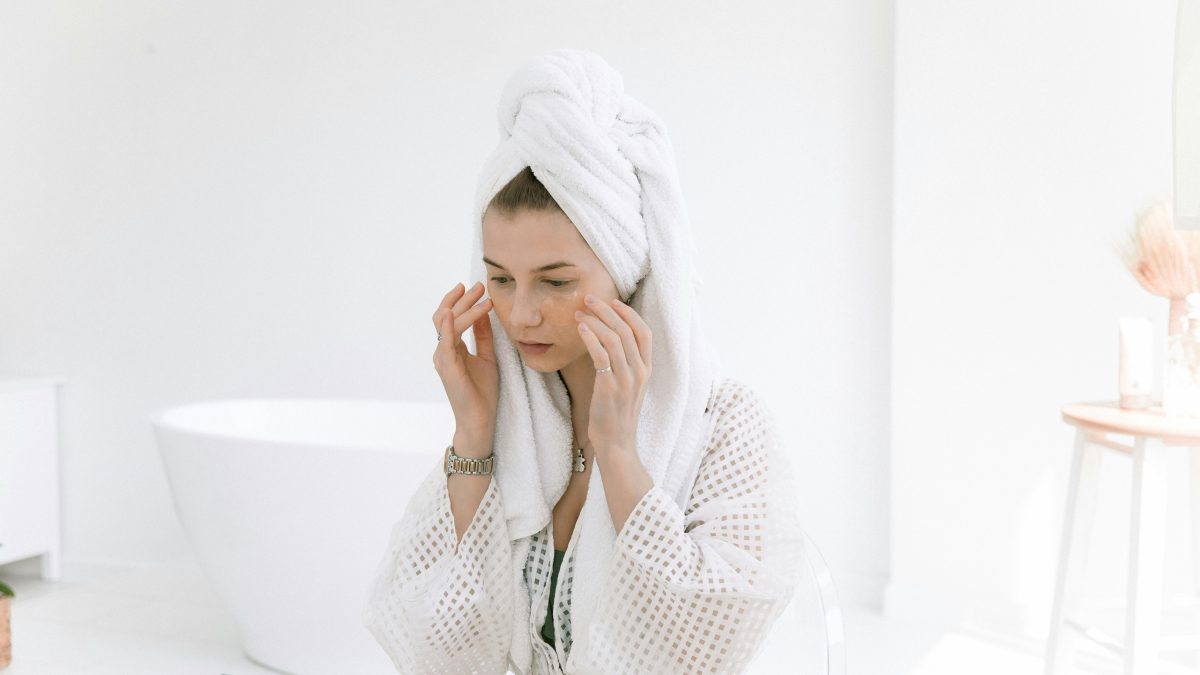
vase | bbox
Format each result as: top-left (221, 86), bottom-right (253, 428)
top-left (1170, 295), bottom-right (1189, 337)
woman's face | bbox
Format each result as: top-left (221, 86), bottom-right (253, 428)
top-left (482, 206), bottom-right (620, 372)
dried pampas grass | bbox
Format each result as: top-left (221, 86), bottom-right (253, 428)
top-left (1118, 199), bottom-right (1200, 334)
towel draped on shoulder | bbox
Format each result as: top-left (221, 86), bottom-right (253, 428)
top-left (465, 48), bottom-right (722, 672)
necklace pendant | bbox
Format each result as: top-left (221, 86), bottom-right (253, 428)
top-left (573, 447), bottom-right (587, 473)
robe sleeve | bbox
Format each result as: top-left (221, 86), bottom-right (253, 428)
top-left (361, 459), bottom-right (514, 675)
top-left (573, 378), bottom-right (806, 674)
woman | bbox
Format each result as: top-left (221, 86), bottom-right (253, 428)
top-left (362, 48), bottom-right (804, 675)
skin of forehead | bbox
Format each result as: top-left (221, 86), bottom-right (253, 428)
top-left (482, 207), bottom-right (607, 276)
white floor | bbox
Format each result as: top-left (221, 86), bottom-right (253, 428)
top-left (0, 557), bottom-right (1194, 675)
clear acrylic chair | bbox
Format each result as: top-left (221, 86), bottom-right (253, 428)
top-left (748, 530), bottom-right (848, 675)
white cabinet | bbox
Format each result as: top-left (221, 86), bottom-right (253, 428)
top-left (0, 373), bottom-right (65, 580)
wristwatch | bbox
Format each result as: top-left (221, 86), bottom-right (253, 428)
top-left (444, 444), bottom-right (495, 476)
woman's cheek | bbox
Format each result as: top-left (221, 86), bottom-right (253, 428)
top-left (542, 287), bottom-right (581, 319)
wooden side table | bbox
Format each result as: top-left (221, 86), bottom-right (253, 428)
top-left (1045, 400), bottom-right (1200, 675)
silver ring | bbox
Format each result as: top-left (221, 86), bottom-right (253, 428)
top-left (436, 333), bottom-right (443, 342)
top-left (596, 365), bottom-right (612, 374)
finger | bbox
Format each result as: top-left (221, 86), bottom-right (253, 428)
top-left (434, 305), bottom-right (457, 370)
top-left (473, 311), bottom-right (495, 361)
top-left (581, 295), bottom-right (636, 371)
top-left (575, 310), bottom-right (627, 375)
top-left (452, 281), bottom-right (486, 315)
top-left (433, 282), bottom-right (466, 331)
top-left (454, 296), bottom-right (493, 339)
top-left (576, 318), bottom-right (611, 372)
top-left (610, 298), bottom-right (652, 371)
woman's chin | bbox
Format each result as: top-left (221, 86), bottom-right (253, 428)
top-left (519, 356), bottom-right (556, 372)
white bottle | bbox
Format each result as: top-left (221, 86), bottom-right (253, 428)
top-left (1163, 292), bottom-right (1200, 417)
top-left (1119, 317), bottom-right (1154, 409)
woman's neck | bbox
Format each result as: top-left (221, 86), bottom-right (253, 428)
top-left (557, 357), bottom-right (596, 437)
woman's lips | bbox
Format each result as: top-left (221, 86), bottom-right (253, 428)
top-left (518, 341), bottom-right (552, 354)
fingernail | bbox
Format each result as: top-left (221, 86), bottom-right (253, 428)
top-left (585, 294), bottom-right (596, 304)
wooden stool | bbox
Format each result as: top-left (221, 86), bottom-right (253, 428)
top-left (1045, 401), bottom-right (1200, 675)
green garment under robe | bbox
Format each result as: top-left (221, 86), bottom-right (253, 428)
top-left (540, 548), bottom-right (567, 646)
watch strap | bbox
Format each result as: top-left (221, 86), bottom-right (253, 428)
top-left (444, 444), bottom-right (495, 476)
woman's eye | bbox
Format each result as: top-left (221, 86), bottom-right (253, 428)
top-left (489, 277), bottom-right (571, 288)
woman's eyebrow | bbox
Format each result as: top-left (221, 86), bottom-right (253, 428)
top-left (482, 256), bottom-right (576, 272)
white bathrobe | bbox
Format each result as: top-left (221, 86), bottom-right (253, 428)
top-left (361, 375), bottom-right (805, 674)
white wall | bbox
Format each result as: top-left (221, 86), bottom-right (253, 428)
top-left (0, 2), bottom-right (893, 607)
top-left (890, 0), bottom-right (1193, 635)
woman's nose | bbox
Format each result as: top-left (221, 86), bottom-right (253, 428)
top-left (510, 292), bottom-right (541, 324)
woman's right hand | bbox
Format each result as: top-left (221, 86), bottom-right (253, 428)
top-left (432, 282), bottom-right (499, 448)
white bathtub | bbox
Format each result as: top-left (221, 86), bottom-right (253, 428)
top-left (149, 397), bottom-right (454, 675)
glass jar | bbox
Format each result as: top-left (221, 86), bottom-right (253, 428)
top-left (1163, 292), bottom-right (1200, 417)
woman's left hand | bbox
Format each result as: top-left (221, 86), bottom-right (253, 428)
top-left (574, 293), bottom-right (652, 456)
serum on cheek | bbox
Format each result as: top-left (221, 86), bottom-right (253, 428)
top-left (541, 286), bottom-right (580, 313)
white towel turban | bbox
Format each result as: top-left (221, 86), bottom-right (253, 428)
top-left (464, 48), bottom-right (722, 672)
